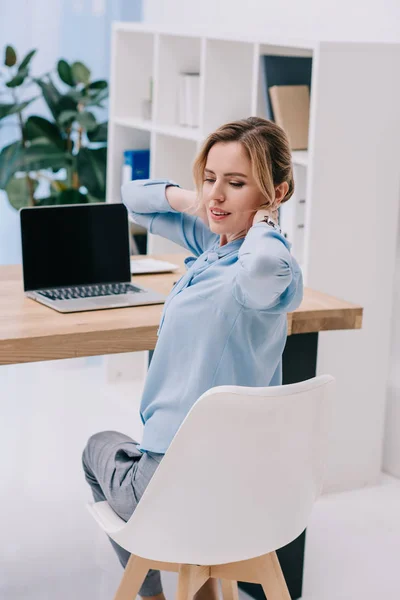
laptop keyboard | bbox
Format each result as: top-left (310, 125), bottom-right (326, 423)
top-left (38, 283), bottom-right (144, 301)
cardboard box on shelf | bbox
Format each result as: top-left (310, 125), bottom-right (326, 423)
top-left (269, 84), bottom-right (310, 150)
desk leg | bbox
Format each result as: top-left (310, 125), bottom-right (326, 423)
top-left (148, 350), bottom-right (154, 368)
top-left (238, 332), bottom-right (319, 600)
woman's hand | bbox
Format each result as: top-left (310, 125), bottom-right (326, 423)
top-left (252, 208), bottom-right (279, 227)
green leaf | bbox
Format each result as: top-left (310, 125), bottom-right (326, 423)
top-left (0, 141), bottom-right (65, 188)
top-left (76, 111), bottom-right (97, 132)
top-left (56, 94), bottom-right (78, 115)
top-left (35, 195), bottom-right (58, 206)
top-left (5, 45), bottom-right (17, 67)
top-left (28, 136), bottom-right (50, 146)
top-left (6, 175), bottom-right (38, 210)
top-left (35, 189), bottom-right (87, 206)
top-left (58, 110), bottom-right (77, 127)
top-left (18, 49), bottom-right (37, 72)
top-left (65, 88), bottom-right (84, 103)
top-left (0, 103), bottom-right (16, 119)
top-left (24, 116), bottom-right (65, 150)
top-left (71, 61), bottom-right (91, 85)
top-left (86, 194), bottom-right (104, 203)
top-left (21, 144), bottom-right (70, 172)
top-left (77, 147), bottom-right (107, 200)
top-left (35, 76), bottom-right (62, 119)
top-left (0, 97), bottom-right (38, 121)
top-left (0, 142), bottom-right (69, 187)
top-left (88, 80), bottom-right (107, 90)
top-left (83, 87), bottom-right (108, 107)
top-left (87, 121), bottom-right (108, 143)
top-left (55, 188), bottom-right (88, 204)
top-left (6, 68), bottom-right (28, 88)
top-left (57, 59), bottom-right (75, 86)
top-left (0, 141), bottom-right (23, 189)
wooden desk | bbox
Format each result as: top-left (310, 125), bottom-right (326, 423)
top-left (0, 254), bottom-right (362, 366)
top-left (0, 253), bottom-right (363, 600)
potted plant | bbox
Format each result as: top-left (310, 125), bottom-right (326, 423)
top-left (0, 44), bottom-right (108, 210)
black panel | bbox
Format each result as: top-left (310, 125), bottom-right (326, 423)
top-left (239, 333), bottom-right (319, 600)
top-left (282, 332), bottom-right (319, 385)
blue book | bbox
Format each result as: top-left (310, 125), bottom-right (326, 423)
top-left (262, 56), bottom-right (313, 120)
top-left (122, 149), bottom-right (150, 183)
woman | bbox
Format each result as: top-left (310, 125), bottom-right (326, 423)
top-left (82, 117), bottom-right (303, 600)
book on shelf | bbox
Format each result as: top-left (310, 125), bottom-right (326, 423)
top-left (269, 85), bottom-right (310, 150)
top-left (261, 55), bottom-right (312, 120)
top-left (178, 72), bottom-right (200, 127)
top-left (122, 149), bottom-right (150, 185)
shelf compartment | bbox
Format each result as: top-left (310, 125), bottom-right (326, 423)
top-left (202, 39), bottom-right (254, 135)
top-left (291, 150), bottom-right (308, 167)
top-left (112, 116), bottom-right (153, 133)
top-left (112, 117), bottom-right (203, 142)
top-left (111, 30), bottom-right (154, 121)
top-left (106, 123), bottom-right (151, 206)
top-left (148, 133), bottom-right (199, 255)
top-left (154, 34), bottom-right (202, 130)
top-left (155, 123), bottom-right (202, 141)
top-left (152, 133), bottom-right (198, 190)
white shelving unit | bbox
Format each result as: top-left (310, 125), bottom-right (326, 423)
top-left (107, 22), bottom-right (400, 493)
top-left (107, 24), bottom-right (316, 257)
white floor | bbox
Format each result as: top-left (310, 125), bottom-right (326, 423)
top-left (1, 356), bottom-right (399, 600)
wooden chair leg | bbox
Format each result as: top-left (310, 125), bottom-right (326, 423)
top-left (113, 554), bottom-right (151, 600)
top-left (220, 578), bottom-right (239, 600)
top-left (257, 552), bottom-right (291, 600)
top-left (193, 577), bottom-right (220, 600)
top-left (176, 565), bottom-right (210, 600)
top-left (211, 553), bottom-right (290, 600)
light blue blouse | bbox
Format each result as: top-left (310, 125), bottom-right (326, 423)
top-left (121, 179), bottom-right (304, 454)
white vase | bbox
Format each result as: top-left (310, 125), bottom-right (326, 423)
top-left (0, 190), bottom-right (22, 265)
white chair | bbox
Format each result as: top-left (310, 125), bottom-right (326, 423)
top-left (87, 374), bottom-right (335, 600)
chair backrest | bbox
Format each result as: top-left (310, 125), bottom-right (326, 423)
top-left (112, 375), bottom-right (335, 565)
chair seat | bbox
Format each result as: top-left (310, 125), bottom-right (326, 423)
top-left (86, 501), bottom-right (126, 534)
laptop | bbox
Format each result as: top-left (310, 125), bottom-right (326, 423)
top-left (20, 203), bottom-right (166, 313)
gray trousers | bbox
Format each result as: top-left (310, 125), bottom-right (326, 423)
top-left (82, 430), bottom-right (164, 597)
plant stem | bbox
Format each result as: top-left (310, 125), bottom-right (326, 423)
top-left (71, 125), bottom-right (83, 189)
top-left (65, 126), bottom-right (73, 187)
top-left (72, 169), bottom-right (79, 189)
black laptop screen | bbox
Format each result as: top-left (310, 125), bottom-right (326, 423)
top-left (20, 203), bottom-right (131, 291)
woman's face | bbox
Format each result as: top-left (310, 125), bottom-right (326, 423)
top-left (203, 141), bottom-right (265, 244)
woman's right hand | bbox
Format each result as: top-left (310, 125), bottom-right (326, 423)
top-left (165, 185), bottom-right (209, 227)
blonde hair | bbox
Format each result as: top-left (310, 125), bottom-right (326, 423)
top-left (192, 116), bottom-right (294, 221)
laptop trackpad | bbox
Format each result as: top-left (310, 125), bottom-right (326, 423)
top-left (90, 296), bottom-right (134, 308)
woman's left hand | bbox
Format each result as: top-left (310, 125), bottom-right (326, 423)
top-left (252, 208), bottom-right (279, 227)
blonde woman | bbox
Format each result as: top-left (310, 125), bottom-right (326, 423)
top-left (82, 117), bottom-right (303, 600)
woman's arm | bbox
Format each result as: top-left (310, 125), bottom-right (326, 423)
top-left (165, 185), bottom-right (209, 226)
top-left (121, 179), bottom-right (216, 256)
top-left (232, 222), bottom-right (303, 312)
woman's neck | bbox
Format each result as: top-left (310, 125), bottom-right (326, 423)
top-left (219, 231), bottom-right (247, 247)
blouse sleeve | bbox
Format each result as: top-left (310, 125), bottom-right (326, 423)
top-left (121, 179), bottom-right (218, 256)
top-left (232, 223), bottom-right (303, 312)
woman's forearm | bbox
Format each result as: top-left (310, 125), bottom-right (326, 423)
top-left (166, 185), bottom-right (209, 225)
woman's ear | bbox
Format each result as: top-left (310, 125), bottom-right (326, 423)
top-left (274, 182), bottom-right (289, 206)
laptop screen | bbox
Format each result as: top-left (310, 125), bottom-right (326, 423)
top-left (20, 203), bottom-right (131, 291)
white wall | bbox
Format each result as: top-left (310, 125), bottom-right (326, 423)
top-left (143, 0), bottom-right (400, 42)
